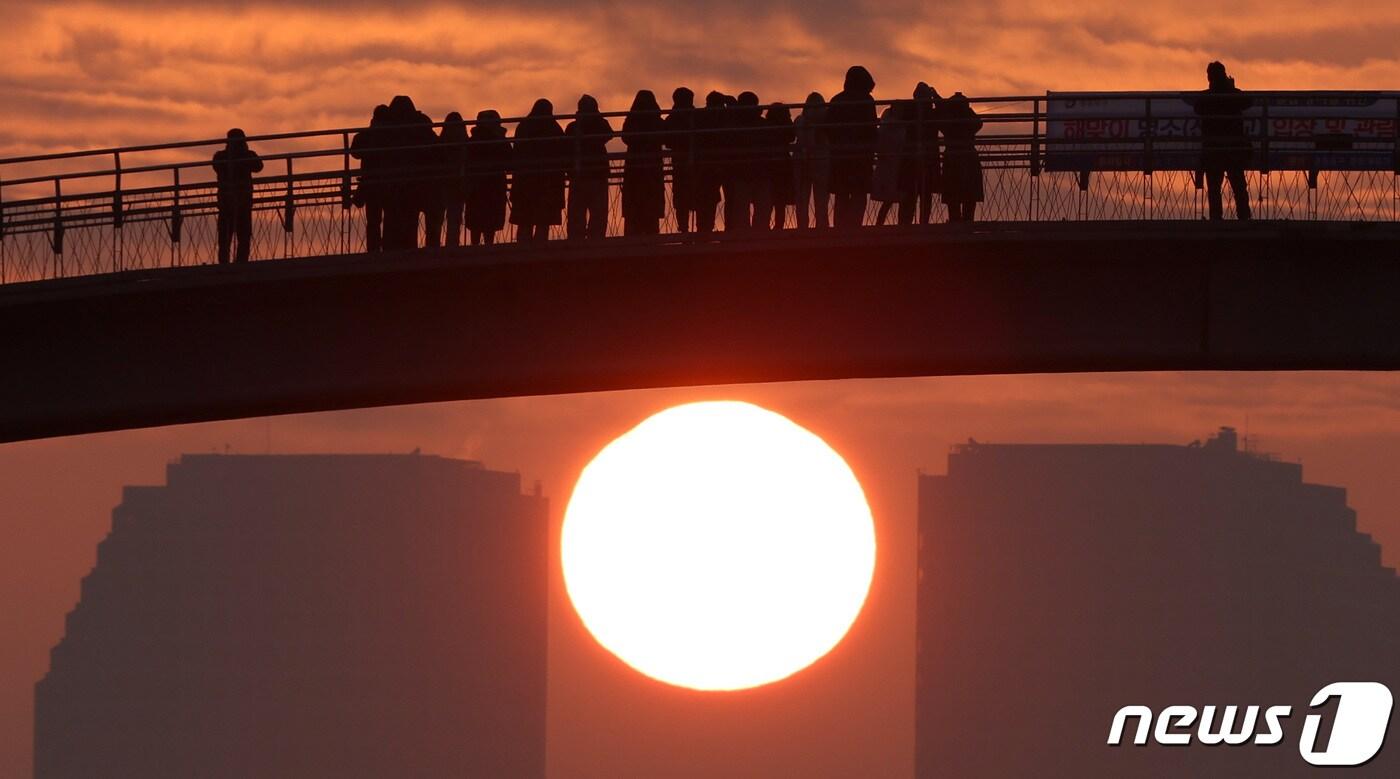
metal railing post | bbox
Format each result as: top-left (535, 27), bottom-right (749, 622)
top-left (1029, 98), bottom-right (1041, 222)
top-left (112, 151), bottom-right (123, 272)
top-left (283, 157), bottom-right (295, 258)
top-left (170, 167), bottom-right (182, 267)
top-left (688, 112), bottom-right (698, 232)
top-left (341, 132), bottom-right (352, 254)
top-left (112, 152), bottom-right (124, 222)
top-left (0, 172), bottom-right (5, 284)
top-left (1144, 97), bottom-right (1154, 219)
top-left (1259, 94), bottom-right (1270, 220)
top-left (51, 177), bottom-right (64, 275)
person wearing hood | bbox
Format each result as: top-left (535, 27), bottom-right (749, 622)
top-left (350, 104), bottom-right (390, 252)
top-left (564, 94), bottom-right (615, 239)
top-left (211, 128), bottom-right (264, 264)
top-left (663, 87), bottom-right (698, 233)
top-left (465, 110), bottom-right (511, 245)
top-left (1193, 61), bottom-right (1253, 221)
top-left (438, 112), bottom-right (470, 248)
top-left (793, 92), bottom-right (831, 229)
top-left (382, 95), bottom-right (438, 251)
top-left (937, 92), bottom-right (984, 222)
top-left (825, 65), bottom-right (878, 229)
top-left (621, 90), bottom-right (667, 236)
top-left (511, 98), bottom-right (567, 242)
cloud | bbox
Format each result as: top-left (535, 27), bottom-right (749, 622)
top-left (2, 0), bottom-right (1396, 161)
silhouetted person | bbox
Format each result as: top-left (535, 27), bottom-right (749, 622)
top-left (415, 109), bottom-right (446, 249)
top-left (794, 92), bottom-right (831, 229)
top-left (911, 82), bottom-right (943, 225)
top-left (382, 95), bottom-right (438, 251)
top-left (710, 92), bottom-right (743, 231)
top-left (211, 128), bottom-right (263, 264)
top-left (938, 92), bottom-right (983, 222)
top-left (759, 103), bottom-right (796, 230)
top-left (439, 112), bottom-right (470, 248)
top-left (693, 91), bottom-right (729, 234)
top-left (465, 110), bottom-right (511, 245)
top-left (726, 91), bottom-right (766, 231)
top-left (826, 65), bottom-right (878, 229)
top-left (664, 88), bottom-right (698, 233)
top-left (565, 94), bottom-right (615, 240)
top-left (1194, 61), bottom-right (1253, 221)
top-left (511, 99), bottom-right (567, 242)
top-left (351, 105), bottom-right (390, 252)
top-left (873, 98), bottom-right (917, 225)
top-left (621, 90), bottom-right (667, 236)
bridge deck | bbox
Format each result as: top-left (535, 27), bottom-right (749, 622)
top-left (3, 221), bottom-right (1398, 442)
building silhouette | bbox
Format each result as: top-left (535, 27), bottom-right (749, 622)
top-left (35, 453), bottom-right (547, 778)
top-left (917, 428), bottom-right (1400, 778)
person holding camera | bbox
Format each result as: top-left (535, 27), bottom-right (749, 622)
top-left (1194, 61), bottom-right (1254, 221)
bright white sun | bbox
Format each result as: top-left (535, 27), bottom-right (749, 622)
top-left (561, 400), bottom-right (876, 691)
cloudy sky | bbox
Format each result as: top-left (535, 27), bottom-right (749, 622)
top-left (3, 2), bottom-right (1400, 777)
top-left (3, 0), bottom-right (1399, 157)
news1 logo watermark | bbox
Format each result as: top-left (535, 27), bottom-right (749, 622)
top-left (1108, 682), bottom-right (1394, 766)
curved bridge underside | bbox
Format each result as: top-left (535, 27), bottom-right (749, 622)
top-left (3, 221), bottom-right (1398, 443)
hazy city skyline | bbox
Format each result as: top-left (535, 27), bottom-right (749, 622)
top-left (7, 372), bottom-right (1400, 776)
top-left (36, 453), bottom-right (547, 778)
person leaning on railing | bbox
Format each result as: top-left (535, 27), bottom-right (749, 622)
top-left (937, 92), bottom-right (983, 223)
top-left (793, 92), bottom-right (831, 229)
top-left (910, 82), bottom-right (942, 225)
top-left (511, 99), bottom-right (568, 242)
top-left (564, 95), bottom-right (615, 240)
top-left (663, 88), bottom-right (699, 234)
top-left (872, 96), bottom-right (917, 225)
top-left (621, 90), bottom-right (667, 236)
top-left (210, 128), bottom-right (264, 264)
top-left (759, 103), bottom-right (797, 230)
top-left (439, 112), bottom-right (470, 248)
top-left (692, 91), bottom-right (730, 235)
top-left (825, 65), bottom-right (879, 229)
top-left (464, 110), bottom-right (511, 246)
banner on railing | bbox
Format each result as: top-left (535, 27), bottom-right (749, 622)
top-left (1045, 91), bottom-right (1400, 172)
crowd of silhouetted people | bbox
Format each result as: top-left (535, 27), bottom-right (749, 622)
top-left (209, 62), bottom-right (1255, 262)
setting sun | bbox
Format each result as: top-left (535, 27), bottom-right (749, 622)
top-left (561, 401), bottom-right (876, 691)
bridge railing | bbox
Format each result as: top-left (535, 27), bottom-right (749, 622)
top-left (1, 92), bottom-right (1397, 285)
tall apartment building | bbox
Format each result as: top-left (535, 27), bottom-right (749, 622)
top-left (917, 428), bottom-right (1400, 777)
top-left (36, 453), bottom-right (548, 778)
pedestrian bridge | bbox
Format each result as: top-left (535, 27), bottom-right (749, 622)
top-left (2, 220), bottom-right (1398, 443)
top-left (1, 92), bottom-right (1397, 441)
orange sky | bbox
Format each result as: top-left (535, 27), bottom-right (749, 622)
top-left (6, 373), bottom-right (1400, 777)
top-left (4, 2), bottom-right (1400, 776)
top-left (3, 0), bottom-right (1399, 157)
